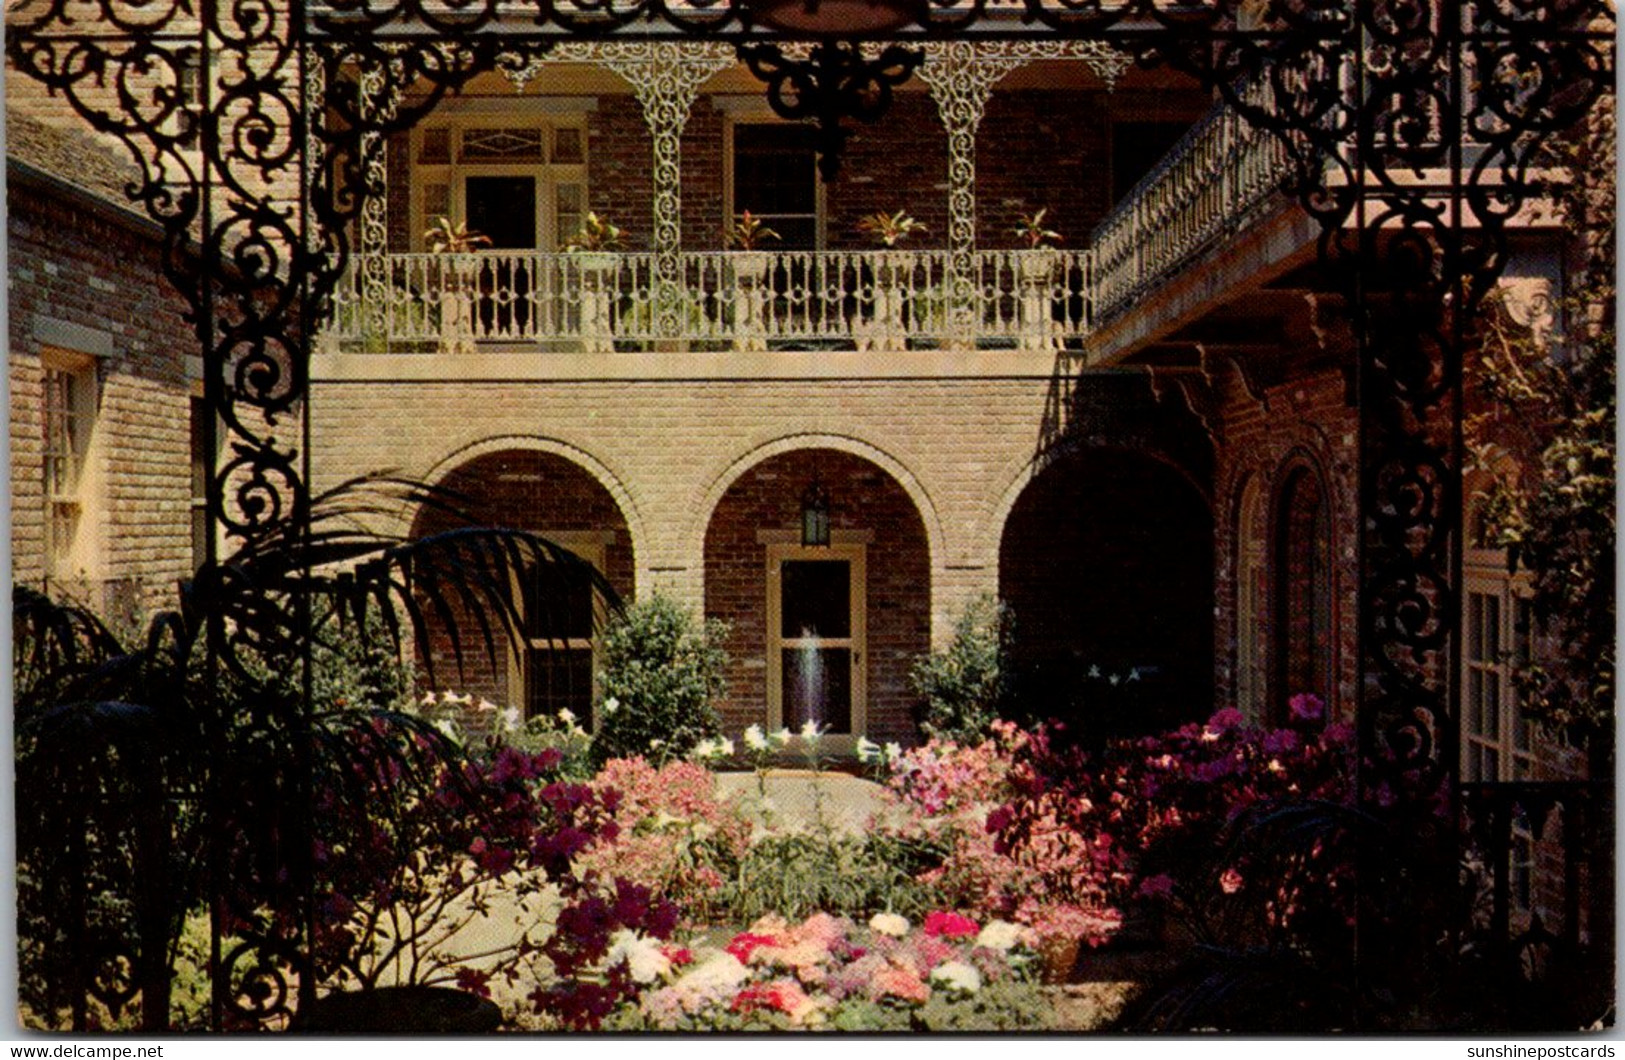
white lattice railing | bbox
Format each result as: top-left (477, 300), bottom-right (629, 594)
top-left (1088, 94), bottom-right (1294, 324)
top-left (323, 247), bottom-right (1093, 351)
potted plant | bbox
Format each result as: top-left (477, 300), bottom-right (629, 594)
top-left (564, 212), bottom-right (627, 351)
top-left (1025, 901), bottom-right (1120, 984)
top-left (854, 210), bottom-right (928, 349)
top-left (728, 211), bottom-right (781, 351)
top-left (424, 214), bottom-right (491, 353)
top-left (1012, 209), bottom-right (1063, 349)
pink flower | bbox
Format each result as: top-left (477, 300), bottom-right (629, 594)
top-left (1137, 873), bottom-right (1175, 899)
top-left (869, 962), bottom-right (930, 1004)
top-left (1288, 693), bottom-right (1325, 722)
top-left (922, 911), bottom-right (979, 939)
top-left (1219, 868), bottom-right (1244, 894)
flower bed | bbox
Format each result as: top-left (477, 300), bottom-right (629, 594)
top-left (601, 911), bottom-right (1051, 1031)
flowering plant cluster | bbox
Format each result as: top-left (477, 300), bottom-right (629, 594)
top-left (573, 757), bottom-right (752, 923)
top-left (300, 721), bottom-right (625, 997)
top-left (604, 910), bottom-right (1047, 1031)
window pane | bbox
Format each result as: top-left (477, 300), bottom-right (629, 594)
top-left (734, 124), bottom-right (818, 248)
top-left (1484, 593), bottom-right (1501, 660)
top-left (1468, 593), bottom-right (1485, 662)
top-left (461, 127), bottom-right (545, 162)
top-left (524, 564), bottom-right (594, 640)
top-left (419, 127), bottom-right (450, 163)
top-left (466, 176), bottom-right (536, 249)
top-left (554, 127), bottom-right (584, 164)
top-left (526, 647), bottom-right (594, 721)
top-left (782, 647), bottom-right (851, 734)
top-left (781, 559), bottom-right (850, 638)
top-left (1468, 670), bottom-right (1486, 737)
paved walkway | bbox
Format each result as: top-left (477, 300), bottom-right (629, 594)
top-left (713, 769), bottom-right (895, 837)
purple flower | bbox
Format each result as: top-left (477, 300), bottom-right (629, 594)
top-left (1288, 693), bottom-right (1325, 723)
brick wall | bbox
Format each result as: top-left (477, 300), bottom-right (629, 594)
top-left (1211, 359), bottom-right (1359, 725)
top-left (977, 91), bottom-right (1112, 247)
top-left (702, 448), bottom-right (930, 742)
top-left (9, 162), bottom-right (199, 623)
top-left (587, 95), bottom-right (655, 249)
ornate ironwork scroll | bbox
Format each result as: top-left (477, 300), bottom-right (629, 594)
top-left (916, 40), bottom-right (1126, 340)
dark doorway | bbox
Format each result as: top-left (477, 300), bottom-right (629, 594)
top-left (999, 448), bottom-right (1214, 745)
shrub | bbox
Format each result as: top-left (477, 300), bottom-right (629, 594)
top-left (592, 594), bottom-right (729, 765)
top-left (909, 594), bottom-right (1010, 744)
top-left (721, 831), bottom-right (948, 923)
top-left (574, 757), bottom-right (753, 924)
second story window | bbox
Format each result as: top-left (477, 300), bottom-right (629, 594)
top-left (413, 121), bottom-right (587, 251)
top-left (730, 122), bottom-right (821, 250)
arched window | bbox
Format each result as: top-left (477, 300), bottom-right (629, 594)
top-left (1272, 463), bottom-right (1331, 722)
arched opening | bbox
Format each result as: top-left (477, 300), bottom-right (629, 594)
top-left (411, 448), bottom-right (635, 724)
top-left (703, 447), bottom-right (930, 745)
top-left (1272, 462), bottom-right (1332, 722)
top-left (998, 447), bottom-right (1214, 744)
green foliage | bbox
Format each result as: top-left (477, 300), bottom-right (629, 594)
top-left (720, 832), bottom-right (948, 923)
top-left (1468, 105), bottom-right (1615, 757)
top-left (591, 593), bottom-right (730, 764)
top-left (909, 594), bottom-right (1011, 744)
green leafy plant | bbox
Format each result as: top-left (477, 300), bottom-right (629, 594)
top-left (423, 215), bottom-right (492, 253)
top-left (1013, 208), bottom-right (1062, 249)
top-left (720, 832), bottom-right (948, 923)
top-left (856, 209), bottom-right (928, 247)
top-left (565, 210), bottom-right (627, 252)
top-left (908, 594), bottom-right (1011, 744)
top-left (591, 593), bottom-right (730, 765)
top-left (727, 210), bottom-right (782, 251)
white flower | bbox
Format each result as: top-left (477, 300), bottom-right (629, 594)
top-left (975, 920), bottom-right (1028, 952)
top-left (433, 718), bottom-right (460, 741)
top-left (717, 737), bottom-right (735, 757)
top-left (744, 724), bottom-right (769, 752)
top-left (676, 951), bottom-right (749, 992)
top-left (930, 961), bottom-right (982, 995)
top-left (501, 706), bottom-right (522, 733)
top-left (855, 736), bottom-right (883, 763)
top-left (419, 692), bottom-right (438, 708)
top-left (601, 696), bottom-right (620, 717)
top-left (605, 930), bottom-right (670, 984)
top-left (799, 719), bottom-right (825, 742)
top-left (770, 727), bottom-right (793, 747)
top-left (442, 690), bottom-right (473, 706)
top-left (650, 737), bottom-right (666, 749)
top-left (557, 708), bottom-right (577, 725)
top-left (884, 742), bottom-right (903, 762)
top-left (476, 698), bottom-right (499, 713)
top-left (869, 912), bottom-right (910, 938)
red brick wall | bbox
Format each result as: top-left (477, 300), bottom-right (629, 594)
top-left (411, 449), bottom-right (636, 706)
top-left (8, 167), bottom-right (198, 623)
top-left (824, 95), bottom-right (950, 251)
top-left (587, 96), bottom-right (655, 250)
top-left (703, 448), bottom-right (931, 743)
top-left (978, 91), bottom-right (1113, 247)
top-left (681, 102), bottom-right (727, 249)
top-left (1211, 360), bottom-right (1359, 725)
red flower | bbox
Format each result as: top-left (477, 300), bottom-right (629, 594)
top-left (922, 911), bottom-right (979, 939)
top-left (726, 932), bottom-right (780, 964)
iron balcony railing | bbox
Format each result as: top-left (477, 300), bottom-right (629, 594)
top-left (320, 99), bottom-right (1300, 354)
top-left (323, 247), bottom-right (1094, 352)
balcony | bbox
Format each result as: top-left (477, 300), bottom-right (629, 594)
top-left (317, 100), bottom-right (1297, 360)
top-left (321, 247), bottom-right (1095, 354)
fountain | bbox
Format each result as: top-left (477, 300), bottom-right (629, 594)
top-left (796, 624), bottom-right (824, 730)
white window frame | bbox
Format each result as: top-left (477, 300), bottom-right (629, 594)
top-left (509, 533), bottom-right (610, 726)
top-left (764, 540), bottom-right (867, 746)
top-left (410, 107), bottom-right (590, 253)
top-left (41, 348), bottom-right (100, 584)
top-left (722, 110), bottom-right (826, 250)
top-left (1462, 538), bottom-right (1538, 910)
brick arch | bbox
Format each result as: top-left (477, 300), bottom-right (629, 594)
top-left (687, 433), bottom-right (943, 578)
top-left (997, 445), bottom-right (1215, 744)
top-left (701, 446), bottom-right (932, 745)
top-left (978, 440), bottom-right (1207, 574)
top-left (1268, 447), bottom-right (1334, 726)
top-left (409, 446), bottom-right (638, 712)
top-left (417, 434), bottom-right (647, 563)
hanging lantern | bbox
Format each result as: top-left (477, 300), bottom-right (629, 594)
top-left (801, 477), bottom-right (831, 547)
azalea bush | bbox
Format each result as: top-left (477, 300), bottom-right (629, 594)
top-left (600, 911), bottom-right (1049, 1031)
top-left (573, 757), bottom-right (753, 924)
